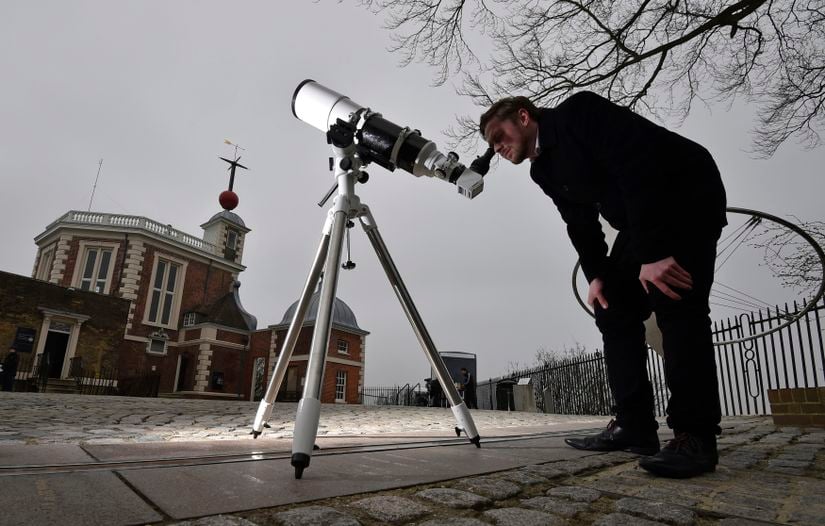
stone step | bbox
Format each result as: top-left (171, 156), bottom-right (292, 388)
top-left (43, 379), bottom-right (80, 394)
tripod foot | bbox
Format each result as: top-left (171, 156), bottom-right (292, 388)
top-left (291, 453), bottom-right (310, 480)
top-left (455, 426), bottom-right (462, 437)
top-left (250, 430), bottom-right (261, 439)
top-left (264, 422), bottom-right (272, 429)
top-left (470, 435), bottom-right (481, 448)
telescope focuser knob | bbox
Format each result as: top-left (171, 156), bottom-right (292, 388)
top-left (327, 119), bottom-right (356, 148)
top-left (357, 172), bottom-right (369, 184)
top-left (339, 157), bottom-right (353, 171)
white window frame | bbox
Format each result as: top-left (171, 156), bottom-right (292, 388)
top-left (36, 244), bottom-right (56, 281)
top-left (142, 252), bottom-right (187, 329)
top-left (335, 370), bottom-right (347, 402)
top-left (226, 229), bottom-right (238, 250)
top-left (182, 312), bottom-right (199, 327)
top-left (146, 336), bottom-right (168, 355)
top-left (71, 240), bottom-right (119, 294)
top-left (336, 339), bottom-right (349, 355)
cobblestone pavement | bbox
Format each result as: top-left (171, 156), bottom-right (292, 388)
top-left (2, 393), bottom-right (824, 525)
top-left (0, 393), bottom-right (604, 444)
top-left (172, 419), bottom-right (825, 526)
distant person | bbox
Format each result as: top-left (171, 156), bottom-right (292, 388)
top-left (480, 92), bottom-right (726, 478)
top-left (460, 367), bottom-right (477, 409)
top-left (426, 377), bottom-right (444, 407)
top-left (1, 347), bottom-right (19, 391)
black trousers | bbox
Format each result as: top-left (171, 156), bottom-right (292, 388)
top-left (594, 230), bottom-right (722, 436)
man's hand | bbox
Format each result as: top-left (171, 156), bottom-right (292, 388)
top-left (639, 256), bottom-right (693, 300)
top-left (587, 277), bottom-right (608, 310)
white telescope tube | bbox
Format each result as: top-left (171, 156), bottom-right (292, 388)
top-left (292, 80), bottom-right (364, 132)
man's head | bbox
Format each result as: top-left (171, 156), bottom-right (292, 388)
top-left (480, 96), bottom-right (541, 164)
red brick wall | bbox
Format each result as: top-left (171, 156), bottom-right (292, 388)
top-left (250, 330), bottom-right (271, 356)
top-left (181, 328), bottom-right (201, 342)
top-left (321, 363), bottom-right (361, 403)
top-left (61, 238), bottom-right (81, 287)
top-left (217, 329), bottom-right (247, 345)
top-left (328, 330), bottom-right (362, 362)
top-left (128, 244), bottom-right (234, 338)
top-left (768, 388), bottom-right (825, 427)
top-left (266, 326), bottom-right (363, 404)
top-left (207, 346), bottom-right (247, 397)
top-left (116, 339), bottom-right (177, 389)
top-left (61, 237), bottom-right (126, 291)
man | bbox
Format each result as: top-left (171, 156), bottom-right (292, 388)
top-left (459, 367), bottom-right (477, 409)
top-left (1, 347), bottom-right (20, 391)
top-left (480, 92), bottom-right (726, 478)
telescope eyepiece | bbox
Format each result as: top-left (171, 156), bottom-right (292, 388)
top-left (469, 147), bottom-right (495, 176)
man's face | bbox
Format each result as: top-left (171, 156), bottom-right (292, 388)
top-left (484, 110), bottom-right (533, 165)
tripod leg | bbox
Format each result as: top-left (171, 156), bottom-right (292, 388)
top-left (359, 209), bottom-right (481, 447)
top-left (252, 216), bottom-right (334, 437)
top-left (292, 209), bottom-right (348, 478)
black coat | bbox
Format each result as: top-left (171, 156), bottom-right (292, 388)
top-left (530, 91), bottom-right (727, 282)
top-left (2, 352), bottom-right (18, 375)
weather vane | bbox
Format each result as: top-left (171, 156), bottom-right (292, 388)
top-left (218, 139), bottom-right (249, 211)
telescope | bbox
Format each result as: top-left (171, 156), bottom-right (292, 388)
top-left (292, 80), bottom-right (489, 199)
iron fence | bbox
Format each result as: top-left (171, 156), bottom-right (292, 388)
top-left (359, 383), bottom-right (427, 406)
top-left (476, 296), bottom-right (825, 417)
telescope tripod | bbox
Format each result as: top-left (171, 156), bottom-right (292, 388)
top-left (251, 133), bottom-right (481, 479)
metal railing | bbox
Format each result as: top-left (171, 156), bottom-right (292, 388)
top-left (68, 357), bottom-right (119, 396)
top-left (43, 210), bottom-right (221, 256)
top-left (359, 384), bottom-right (427, 406)
top-left (476, 296), bottom-right (825, 416)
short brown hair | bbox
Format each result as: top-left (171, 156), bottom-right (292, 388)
top-left (479, 96), bottom-right (541, 139)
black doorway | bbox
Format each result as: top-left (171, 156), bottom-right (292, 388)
top-left (43, 331), bottom-right (70, 378)
top-left (176, 354), bottom-right (189, 391)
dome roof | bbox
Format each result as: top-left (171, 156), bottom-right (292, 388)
top-left (279, 292), bottom-right (365, 333)
top-left (201, 210), bottom-right (248, 230)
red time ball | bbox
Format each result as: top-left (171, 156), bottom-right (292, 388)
top-left (219, 190), bottom-right (239, 210)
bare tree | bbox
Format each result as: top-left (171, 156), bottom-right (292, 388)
top-left (750, 218), bottom-right (825, 299)
top-left (534, 342), bottom-right (589, 367)
top-left (359, 0), bottom-right (825, 156)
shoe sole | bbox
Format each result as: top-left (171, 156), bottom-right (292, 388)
top-left (625, 445), bottom-right (659, 456)
top-left (565, 439), bottom-right (659, 456)
top-left (638, 461), bottom-right (716, 479)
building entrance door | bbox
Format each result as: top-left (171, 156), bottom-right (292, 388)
top-left (278, 367), bottom-right (299, 401)
top-left (43, 331), bottom-right (70, 378)
top-left (176, 354), bottom-right (190, 391)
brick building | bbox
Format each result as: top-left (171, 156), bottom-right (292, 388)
top-left (262, 290), bottom-right (368, 403)
top-left (0, 270), bottom-right (130, 384)
top-left (8, 201), bottom-right (368, 402)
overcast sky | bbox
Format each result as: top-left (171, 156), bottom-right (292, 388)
top-left (2, 1), bottom-right (823, 386)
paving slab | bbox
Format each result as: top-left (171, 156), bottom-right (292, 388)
top-left (0, 471), bottom-right (163, 526)
top-left (117, 434), bottom-right (591, 519)
top-left (0, 443), bottom-right (97, 466)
